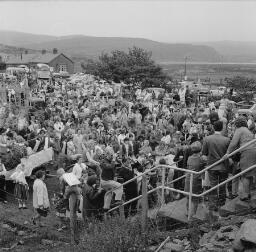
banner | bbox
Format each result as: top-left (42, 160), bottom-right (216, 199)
top-left (5, 148), bottom-right (53, 180)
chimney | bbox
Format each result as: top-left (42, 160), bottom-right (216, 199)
top-left (53, 48), bottom-right (58, 54)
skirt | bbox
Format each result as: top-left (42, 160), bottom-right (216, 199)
top-left (240, 149), bottom-right (256, 177)
top-left (14, 183), bottom-right (29, 201)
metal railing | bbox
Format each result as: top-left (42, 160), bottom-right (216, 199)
top-left (108, 138), bottom-right (256, 220)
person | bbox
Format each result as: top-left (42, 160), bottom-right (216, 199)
top-left (202, 120), bottom-right (230, 214)
top-left (119, 137), bottom-right (133, 161)
top-left (56, 168), bottom-right (81, 245)
top-left (100, 153), bottom-right (123, 211)
top-left (225, 116), bottom-right (256, 201)
top-left (72, 156), bottom-right (87, 180)
top-left (32, 170), bottom-right (50, 227)
top-left (82, 175), bottom-right (105, 221)
top-left (118, 159), bottom-right (138, 217)
top-left (0, 157), bottom-right (7, 203)
top-left (10, 162), bottom-right (29, 209)
top-left (184, 141), bottom-right (206, 217)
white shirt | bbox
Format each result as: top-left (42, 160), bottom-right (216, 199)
top-left (72, 163), bottom-right (87, 179)
top-left (33, 179), bottom-right (50, 209)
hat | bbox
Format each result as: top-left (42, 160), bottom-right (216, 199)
top-left (191, 141), bottom-right (202, 153)
top-left (87, 175), bottom-right (97, 186)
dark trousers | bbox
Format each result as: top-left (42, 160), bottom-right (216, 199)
top-left (124, 188), bottom-right (138, 218)
top-left (208, 170), bottom-right (228, 211)
top-left (0, 175), bottom-right (7, 201)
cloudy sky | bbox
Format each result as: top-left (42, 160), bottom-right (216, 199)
top-left (0, 0), bottom-right (255, 43)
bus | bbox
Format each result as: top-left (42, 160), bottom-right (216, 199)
top-left (36, 63), bottom-right (51, 79)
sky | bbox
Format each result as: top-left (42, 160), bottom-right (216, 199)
top-left (0, 0), bottom-right (255, 43)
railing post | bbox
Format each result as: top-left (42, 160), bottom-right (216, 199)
top-left (188, 173), bottom-right (193, 221)
top-left (161, 166), bottom-right (166, 206)
top-left (141, 174), bottom-right (148, 233)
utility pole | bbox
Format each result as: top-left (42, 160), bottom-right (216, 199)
top-left (184, 56), bottom-right (188, 80)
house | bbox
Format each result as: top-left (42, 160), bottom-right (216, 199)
top-left (5, 52), bottom-right (74, 74)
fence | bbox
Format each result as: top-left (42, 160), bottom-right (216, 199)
top-left (108, 138), bottom-right (256, 230)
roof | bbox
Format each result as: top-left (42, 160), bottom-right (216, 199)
top-left (5, 53), bottom-right (73, 65)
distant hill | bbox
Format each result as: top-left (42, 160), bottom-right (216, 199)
top-left (0, 31), bottom-right (221, 63)
top-left (202, 41), bottom-right (256, 63)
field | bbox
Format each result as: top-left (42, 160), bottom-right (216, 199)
top-left (160, 62), bottom-right (256, 83)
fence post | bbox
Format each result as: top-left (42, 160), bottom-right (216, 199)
top-left (161, 166), bottom-right (166, 206)
top-left (188, 173), bottom-right (193, 221)
top-left (141, 174), bottom-right (148, 233)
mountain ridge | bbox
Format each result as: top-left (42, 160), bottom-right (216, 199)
top-left (1, 30), bottom-right (256, 63)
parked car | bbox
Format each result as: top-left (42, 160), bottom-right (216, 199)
top-left (210, 86), bottom-right (226, 97)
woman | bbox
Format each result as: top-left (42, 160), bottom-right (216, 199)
top-left (32, 170), bottom-right (50, 227)
top-left (226, 116), bottom-right (256, 201)
top-left (0, 157), bottom-right (7, 203)
top-left (10, 162), bottom-right (29, 209)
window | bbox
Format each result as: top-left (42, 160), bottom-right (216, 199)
top-left (59, 64), bottom-right (67, 72)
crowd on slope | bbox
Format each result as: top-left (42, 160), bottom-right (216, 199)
top-left (0, 74), bottom-right (256, 229)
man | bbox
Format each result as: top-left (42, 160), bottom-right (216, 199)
top-left (202, 120), bottom-right (230, 214)
top-left (100, 153), bottom-right (123, 211)
top-left (120, 137), bottom-right (133, 161)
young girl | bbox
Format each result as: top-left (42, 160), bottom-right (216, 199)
top-left (184, 141), bottom-right (206, 217)
top-left (32, 170), bottom-right (50, 227)
top-left (10, 162), bottom-right (29, 209)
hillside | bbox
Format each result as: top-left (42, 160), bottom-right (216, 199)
top-left (0, 31), bottom-right (220, 63)
top-left (203, 41), bottom-right (256, 63)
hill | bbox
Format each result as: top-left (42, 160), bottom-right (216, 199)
top-left (0, 31), bottom-right (220, 63)
top-left (203, 41), bottom-right (256, 63)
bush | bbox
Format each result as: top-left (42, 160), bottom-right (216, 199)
top-left (77, 216), bottom-right (162, 252)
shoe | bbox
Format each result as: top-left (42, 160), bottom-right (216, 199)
top-left (22, 205), bottom-right (28, 209)
top-left (18, 204), bottom-right (22, 209)
top-left (3, 201), bottom-right (7, 204)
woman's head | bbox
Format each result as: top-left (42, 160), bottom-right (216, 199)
top-left (234, 116), bottom-right (248, 129)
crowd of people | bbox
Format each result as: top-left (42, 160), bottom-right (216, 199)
top-left (0, 73), bottom-right (256, 232)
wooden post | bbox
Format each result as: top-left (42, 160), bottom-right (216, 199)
top-left (119, 204), bottom-right (125, 220)
top-left (161, 167), bottom-right (166, 206)
top-left (188, 173), bottom-right (193, 221)
top-left (141, 174), bottom-right (148, 233)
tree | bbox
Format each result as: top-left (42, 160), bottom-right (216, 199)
top-left (81, 47), bottom-right (168, 88)
top-left (225, 76), bottom-right (256, 92)
top-left (41, 49), bottom-right (46, 55)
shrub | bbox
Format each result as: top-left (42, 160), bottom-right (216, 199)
top-left (77, 215), bottom-right (161, 252)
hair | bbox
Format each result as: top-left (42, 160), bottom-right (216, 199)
top-left (235, 116), bottom-right (248, 129)
top-left (159, 158), bottom-right (166, 165)
top-left (213, 120), bottom-right (223, 132)
top-left (191, 141), bottom-right (202, 154)
top-left (35, 170), bottom-right (45, 179)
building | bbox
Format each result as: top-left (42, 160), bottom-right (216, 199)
top-left (5, 52), bottom-right (74, 74)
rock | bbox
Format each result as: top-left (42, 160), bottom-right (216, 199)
top-left (23, 221), bottom-right (29, 225)
top-left (164, 242), bottom-right (184, 252)
top-left (17, 230), bottom-right (26, 236)
top-left (233, 219), bottom-right (256, 252)
top-left (199, 231), bottom-right (216, 246)
top-left (41, 239), bottom-right (54, 246)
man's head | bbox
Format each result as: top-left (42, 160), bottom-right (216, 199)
top-left (213, 120), bottom-right (223, 132)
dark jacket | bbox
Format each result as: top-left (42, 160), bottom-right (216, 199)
top-left (202, 133), bottom-right (230, 171)
top-left (101, 159), bottom-right (116, 181)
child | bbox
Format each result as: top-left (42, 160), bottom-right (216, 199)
top-left (32, 170), bottom-right (50, 227)
top-left (184, 141), bottom-right (206, 217)
top-left (10, 162), bottom-right (29, 209)
top-left (0, 157), bottom-right (7, 203)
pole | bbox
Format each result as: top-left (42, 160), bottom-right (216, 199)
top-left (188, 173), bottom-right (193, 221)
top-left (161, 167), bottom-right (166, 206)
top-left (141, 174), bottom-right (148, 233)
